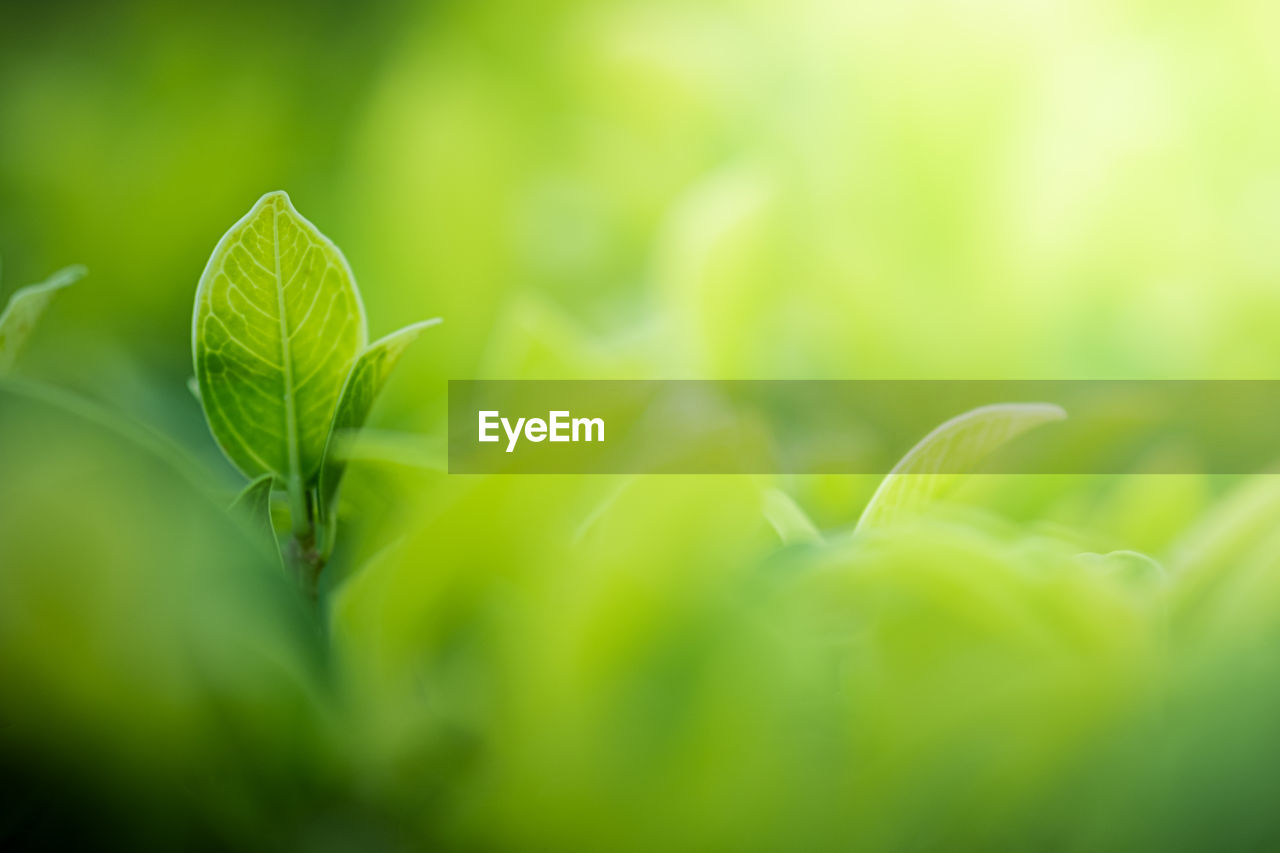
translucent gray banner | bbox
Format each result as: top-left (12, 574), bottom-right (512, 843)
top-left (447, 381), bottom-right (1280, 474)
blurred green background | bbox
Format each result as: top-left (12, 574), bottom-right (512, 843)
top-left (7, 0), bottom-right (1280, 849)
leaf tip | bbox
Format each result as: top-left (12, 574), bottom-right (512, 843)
top-left (1031, 402), bottom-right (1068, 422)
top-left (253, 189), bottom-right (295, 217)
top-left (407, 317), bottom-right (443, 334)
top-left (54, 264), bottom-right (88, 286)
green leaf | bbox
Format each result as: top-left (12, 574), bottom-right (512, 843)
top-left (761, 488), bottom-right (822, 545)
top-left (317, 319), bottom-right (440, 545)
top-left (856, 403), bottom-right (1066, 532)
top-left (0, 265), bottom-right (86, 373)
top-left (230, 473), bottom-right (277, 540)
top-left (192, 191), bottom-right (367, 496)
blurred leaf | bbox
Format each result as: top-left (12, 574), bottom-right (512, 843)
top-left (1167, 477), bottom-right (1280, 632)
top-left (857, 403), bottom-right (1067, 532)
top-left (230, 473), bottom-right (278, 548)
top-left (186, 375), bottom-right (201, 402)
top-left (317, 319), bottom-right (440, 552)
top-left (192, 190), bottom-right (366, 491)
top-left (0, 385), bottom-right (327, 849)
top-left (0, 376), bottom-right (221, 503)
top-left (1170, 477), bottom-right (1280, 577)
top-left (761, 488), bottom-right (822, 545)
top-left (0, 265), bottom-right (85, 373)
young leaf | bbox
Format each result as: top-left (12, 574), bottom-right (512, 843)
top-left (856, 403), bottom-right (1066, 532)
top-left (762, 488), bottom-right (823, 545)
top-left (0, 265), bottom-right (86, 373)
top-left (230, 473), bottom-right (277, 536)
top-left (192, 191), bottom-right (367, 499)
top-left (229, 473), bottom-right (281, 569)
top-left (317, 319), bottom-right (440, 545)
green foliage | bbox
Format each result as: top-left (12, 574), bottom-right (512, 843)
top-left (193, 191), bottom-right (438, 592)
top-left (0, 265), bottom-right (85, 372)
top-left (193, 191), bottom-right (366, 492)
top-left (12, 1), bottom-right (1280, 849)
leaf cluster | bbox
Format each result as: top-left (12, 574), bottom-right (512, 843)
top-left (192, 191), bottom-right (439, 589)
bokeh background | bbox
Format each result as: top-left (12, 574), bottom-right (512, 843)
top-left (7, 0), bottom-right (1280, 849)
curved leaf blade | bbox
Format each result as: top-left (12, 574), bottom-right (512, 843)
top-left (0, 265), bottom-right (86, 373)
top-left (192, 191), bottom-right (366, 488)
top-left (229, 473), bottom-right (281, 567)
top-left (318, 319), bottom-right (441, 534)
top-left (856, 402), bottom-right (1066, 532)
top-left (230, 473), bottom-right (276, 534)
top-left (762, 488), bottom-right (823, 545)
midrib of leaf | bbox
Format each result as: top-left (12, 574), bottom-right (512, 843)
top-left (272, 206), bottom-right (305, 519)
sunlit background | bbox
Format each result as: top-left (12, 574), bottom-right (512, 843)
top-left (6, 0), bottom-right (1280, 849)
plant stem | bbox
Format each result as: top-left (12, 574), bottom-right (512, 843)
top-left (284, 486), bottom-right (326, 605)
